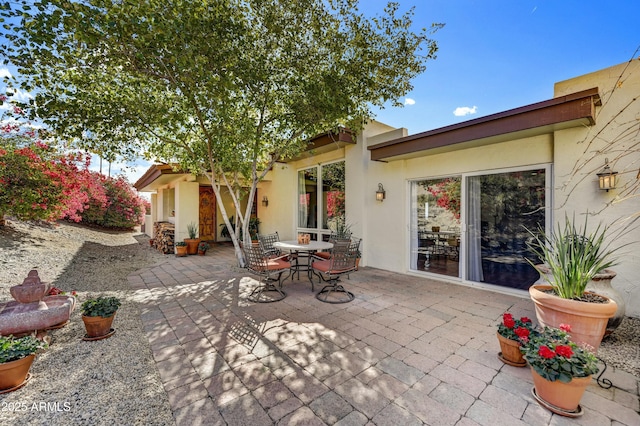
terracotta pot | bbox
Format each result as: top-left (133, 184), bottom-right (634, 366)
top-left (536, 266), bottom-right (625, 336)
top-left (184, 239), bottom-right (200, 255)
top-left (175, 246), bottom-right (188, 257)
top-left (530, 367), bottom-right (591, 412)
top-left (198, 250), bottom-right (206, 256)
top-left (82, 313), bottom-right (115, 338)
top-left (0, 354), bottom-right (35, 392)
top-left (496, 332), bottom-right (526, 367)
top-left (529, 284), bottom-right (616, 351)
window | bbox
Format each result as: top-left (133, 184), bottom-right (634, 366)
top-left (298, 161), bottom-right (345, 240)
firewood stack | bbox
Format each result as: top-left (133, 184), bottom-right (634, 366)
top-left (153, 222), bottom-right (175, 254)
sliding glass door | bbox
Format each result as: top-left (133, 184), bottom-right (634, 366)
top-left (410, 166), bottom-right (548, 290)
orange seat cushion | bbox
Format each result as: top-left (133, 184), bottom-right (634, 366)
top-left (312, 259), bottom-right (352, 274)
top-left (314, 251), bottom-right (331, 260)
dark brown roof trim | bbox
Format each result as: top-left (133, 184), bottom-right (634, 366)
top-left (368, 88), bottom-right (600, 161)
top-left (133, 163), bottom-right (177, 190)
top-left (306, 128), bottom-right (354, 149)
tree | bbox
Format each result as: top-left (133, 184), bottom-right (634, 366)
top-left (1, 0), bottom-right (443, 264)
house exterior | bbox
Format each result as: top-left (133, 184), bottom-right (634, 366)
top-left (136, 61), bottom-right (640, 317)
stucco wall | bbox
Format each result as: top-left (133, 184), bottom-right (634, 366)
top-left (553, 60), bottom-right (640, 317)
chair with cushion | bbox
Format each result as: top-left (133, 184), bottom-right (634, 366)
top-left (243, 243), bottom-right (291, 303)
top-left (258, 232), bottom-right (282, 258)
top-left (312, 238), bottom-right (361, 303)
top-left (312, 233), bottom-right (351, 261)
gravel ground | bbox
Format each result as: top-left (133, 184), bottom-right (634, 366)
top-left (0, 220), bottom-right (173, 426)
top-left (0, 220), bottom-right (638, 425)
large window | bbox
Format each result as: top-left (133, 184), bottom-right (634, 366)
top-left (410, 166), bottom-right (549, 290)
top-left (298, 161), bottom-right (345, 240)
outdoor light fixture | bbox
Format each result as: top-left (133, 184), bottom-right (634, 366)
top-left (597, 158), bottom-right (618, 192)
top-left (261, 195), bottom-right (269, 207)
top-left (376, 183), bottom-right (386, 202)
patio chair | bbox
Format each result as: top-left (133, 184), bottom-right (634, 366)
top-left (243, 243), bottom-right (291, 303)
top-left (312, 238), bottom-right (361, 303)
top-left (312, 233), bottom-right (351, 261)
top-left (258, 232), bottom-right (282, 258)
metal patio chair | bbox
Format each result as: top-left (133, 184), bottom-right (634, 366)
top-left (257, 232), bottom-right (282, 258)
top-left (243, 243), bottom-right (291, 303)
top-left (312, 238), bottom-right (361, 303)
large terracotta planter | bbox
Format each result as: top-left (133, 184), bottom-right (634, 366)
top-left (530, 367), bottom-right (591, 413)
top-left (536, 265), bottom-right (625, 336)
top-left (529, 285), bottom-right (616, 351)
top-left (184, 239), bottom-right (200, 255)
top-left (0, 354), bottom-right (35, 392)
top-left (82, 313), bottom-right (115, 338)
top-left (496, 332), bottom-right (526, 367)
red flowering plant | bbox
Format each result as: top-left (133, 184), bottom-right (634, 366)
top-left (520, 324), bottom-right (599, 382)
top-left (48, 287), bottom-right (78, 298)
top-left (497, 312), bottom-right (535, 343)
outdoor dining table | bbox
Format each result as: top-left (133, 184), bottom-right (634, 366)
top-left (273, 240), bottom-right (334, 289)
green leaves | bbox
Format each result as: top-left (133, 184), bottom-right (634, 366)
top-left (527, 214), bottom-right (623, 299)
top-left (0, 335), bottom-right (47, 364)
top-left (81, 296), bottom-right (121, 318)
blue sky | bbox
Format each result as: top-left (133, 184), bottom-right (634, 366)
top-left (365, 0), bottom-right (639, 134)
top-left (2, 1), bottom-right (638, 184)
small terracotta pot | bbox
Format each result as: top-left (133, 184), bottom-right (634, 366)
top-left (82, 313), bottom-right (115, 338)
top-left (175, 246), bottom-right (188, 257)
top-left (530, 367), bottom-right (591, 412)
top-left (0, 354), bottom-right (35, 392)
top-left (496, 332), bottom-right (526, 367)
top-left (184, 239), bottom-right (200, 255)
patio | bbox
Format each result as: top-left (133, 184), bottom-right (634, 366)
top-left (128, 244), bottom-right (640, 425)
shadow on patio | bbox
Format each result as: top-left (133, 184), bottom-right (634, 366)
top-left (128, 244), bottom-right (640, 426)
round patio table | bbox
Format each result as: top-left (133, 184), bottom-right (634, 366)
top-left (273, 240), bottom-right (333, 290)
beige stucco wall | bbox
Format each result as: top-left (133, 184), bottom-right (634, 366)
top-left (553, 60), bottom-right (640, 317)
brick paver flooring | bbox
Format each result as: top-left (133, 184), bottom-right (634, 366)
top-left (128, 244), bottom-right (640, 425)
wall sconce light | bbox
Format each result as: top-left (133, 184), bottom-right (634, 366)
top-left (596, 158), bottom-right (618, 192)
top-left (261, 195), bottom-right (269, 207)
top-left (376, 183), bottom-right (386, 202)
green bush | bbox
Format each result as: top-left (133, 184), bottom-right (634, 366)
top-left (81, 296), bottom-right (121, 318)
top-left (0, 335), bottom-right (48, 363)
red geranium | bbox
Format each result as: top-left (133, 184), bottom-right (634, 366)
top-left (555, 345), bottom-right (574, 358)
top-left (538, 345), bottom-right (556, 359)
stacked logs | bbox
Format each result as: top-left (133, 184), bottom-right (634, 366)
top-left (153, 222), bottom-right (175, 254)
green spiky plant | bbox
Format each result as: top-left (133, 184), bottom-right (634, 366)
top-left (526, 214), bottom-right (622, 300)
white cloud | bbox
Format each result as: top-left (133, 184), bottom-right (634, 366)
top-left (453, 106), bottom-right (478, 117)
top-left (404, 98), bottom-right (416, 106)
top-left (0, 68), bottom-right (12, 79)
top-left (5, 87), bottom-right (33, 103)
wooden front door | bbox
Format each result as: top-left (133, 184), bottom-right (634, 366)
top-left (199, 187), bottom-right (216, 241)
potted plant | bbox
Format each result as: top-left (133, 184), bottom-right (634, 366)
top-left (0, 335), bottom-right (47, 393)
top-left (81, 296), bottom-right (121, 339)
top-left (496, 312), bottom-right (534, 367)
top-left (184, 222), bottom-right (200, 255)
top-left (527, 214), bottom-right (621, 350)
top-left (198, 241), bottom-right (210, 255)
top-left (175, 241), bottom-right (188, 257)
top-left (520, 324), bottom-right (599, 416)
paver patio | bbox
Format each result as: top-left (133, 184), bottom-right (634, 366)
top-left (128, 244), bottom-right (640, 425)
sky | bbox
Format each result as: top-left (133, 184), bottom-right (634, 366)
top-left (1, 0), bottom-right (638, 185)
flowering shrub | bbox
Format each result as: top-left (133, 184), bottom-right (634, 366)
top-left (81, 175), bottom-right (146, 229)
top-left (1, 103), bottom-right (144, 229)
top-left (497, 312), bottom-right (535, 342)
top-left (427, 178), bottom-right (461, 220)
top-left (520, 324), bottom-right (599, 382)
